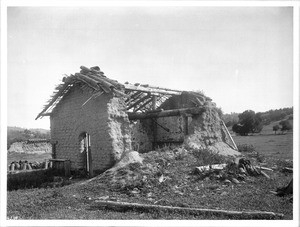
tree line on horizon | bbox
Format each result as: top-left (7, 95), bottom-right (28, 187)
top-left (223, 107), bottom-right (293, 136)
top-left (7, 107), bottom-right (293, 148)
top-left (7, 127), bottom-right (50, 149)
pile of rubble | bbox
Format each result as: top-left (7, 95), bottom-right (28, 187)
top-left (193, 158), bottom-right (272, 184)
top-left (89, 148), bottom-right (192, 191)
top-left (87, 141), bottom-right (289, 197)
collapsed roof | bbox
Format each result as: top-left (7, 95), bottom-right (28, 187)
top-left (36, 66), bottom-right (210, 120)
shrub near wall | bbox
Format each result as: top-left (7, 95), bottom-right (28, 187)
top-left (7, 169), bottom-right (54, 191)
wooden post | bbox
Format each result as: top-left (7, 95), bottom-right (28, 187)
top-left (52, 141), bottom-right (57, 159)
top-left (151, 96), bottom-right (158, 149)
top-left (152, 119), bottom-right (157, 150)
top-left (88, 146), bottom-right (93, 178)
top-left (221, 120), bottom-right (238, 150)
top-left (64, 160), bottom-right (71, 177)
top-left (184, 116), bottom-right (189, 135)
top-left (85, 134), bottom-right (93, 178)
top-left (152, 96), bottom-right (157, 110)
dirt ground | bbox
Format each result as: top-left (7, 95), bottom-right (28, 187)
top-left (7, 140), bottom-right (293, 220)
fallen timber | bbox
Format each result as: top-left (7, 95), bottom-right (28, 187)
top-left (91, 200), bottom-right (284, 219)
top-left (127, 107), bottom-right (205, 120)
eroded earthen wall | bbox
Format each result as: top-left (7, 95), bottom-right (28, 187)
top-left (130, 92), bottom-right (239, 156)
top-left (156, 116), bottom-right (185, 143)
top-left (186, 107), bottom-right (223, 149)
top-left (50, 84), bottom-right (131, 173)
top-left (107, 96), bottom-right (132, 161)
top-left (130, 119), bottom-right (153, 153)
top-left (131, 115), bottom-right (186, 152)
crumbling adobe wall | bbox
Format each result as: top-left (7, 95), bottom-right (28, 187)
top-left (165, 93), bottom-right (239, 156)
top-left (131, 91), bottom-right (239, 156)
top-left (50, 84), bottom-right (131, 173)
top-left (185, 107), bottom-right (224, 148)
top-left (131, 92), bottom-right (209, 152)
top-left (107, 96), bottom-right (132, 161)
top-left (130, 115), bottom-right (186, 152)
top-left (130, 119), bottom-right (153, 153)
top-left (155, 116), bottom-right (185, 143)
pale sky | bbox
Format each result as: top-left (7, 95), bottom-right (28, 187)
top-left (7, 6), bottom-right (293, 129)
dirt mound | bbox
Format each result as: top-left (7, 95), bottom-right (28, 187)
top-left (8, 142), bottom-right (52, 154)
top-left (185, 139), bottom-right (240, 157)
top-left (88, 146), bottom-right (234, 192)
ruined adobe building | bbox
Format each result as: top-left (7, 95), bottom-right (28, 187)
top-left (36, 66), bottom-right (238, 176)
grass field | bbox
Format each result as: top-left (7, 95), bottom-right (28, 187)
top-left (233, 133), bottom-right (293, 161)
top-left (7, 131), bottom-right (293, 220)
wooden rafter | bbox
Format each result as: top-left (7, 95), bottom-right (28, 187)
top-left (126, 91), bottom-right (143, 104)
top-left (133, 98), bottom-right (153, 112)
top-left (127, 94), bottom-right (151, 110)
top-left (35, 83), bottom-right (73, 120)
top-left (37, 66), bottom-right (213, 120)
top-left (124, 83), bottom-right (182, 96)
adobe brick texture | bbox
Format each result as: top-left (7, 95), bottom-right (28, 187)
top-left (50, 84), bottom-right (131, 173)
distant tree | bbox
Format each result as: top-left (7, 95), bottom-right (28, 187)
top-left (232, 123), bottom-right (241, 134)
top-left (7, 127), bottom-right (50, 150)
top-left (23, 129), bottom-right (32, 135)
top-left (253, 112), bottom-right (263, 133)
top-left (262, 107), bottom-right (293, 123)
top-left (273, 125), bottom-right (280, 134)
top-left (225, 120), bottom-right (233, 127)
top-left (279, 120), bottom-right (293, 133)
top-left (232, 110), bottom-right (263, 136)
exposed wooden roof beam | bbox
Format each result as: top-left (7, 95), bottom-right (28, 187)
top-left (35, 83), bottom-right (72, 120)
top-left (126, 91), bottom-right (143, 103)
top-left (128, 107), bottom-right (205, 120)
top-left (124, 84), bottom-right (182, 96)
top-left (133, 98), bottom-right (153, 112)
top-left (127, 94), bottom-right (151, 110)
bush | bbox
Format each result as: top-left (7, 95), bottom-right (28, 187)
top-left (237, 144), bottom-right (255, 153)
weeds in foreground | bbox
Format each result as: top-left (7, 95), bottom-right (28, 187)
top-left (191, 148), bottom-right (229, 166)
